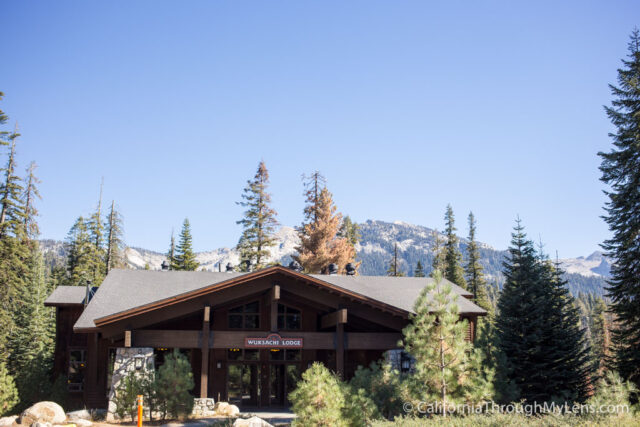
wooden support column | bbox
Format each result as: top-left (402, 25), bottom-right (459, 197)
top-left (200, 306), bottom-right (211, 398)
top-left (270, 284), bottom-right (280, 332)
top-left (336, 323), bottom-right (344, 378)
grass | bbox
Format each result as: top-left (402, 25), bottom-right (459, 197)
top-left (372, 413), bottom-right (640, 427)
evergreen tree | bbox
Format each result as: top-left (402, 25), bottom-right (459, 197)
top-left (22, 161), bottom-right (41, 240)
top-left (64, 216), bottom-right (94, 286)
top-left (236, 161), bottom-right (279, 271)
top-left (154, 350), bottom-right (195, 418)
top-left (105, 200), bottom-right (125, 273)
top-left (443, 205), bottom-right (467, 289)
top-left (414, 260), bottom-right (425, 277)
top-left (167, 229), bottom-right (176, 270)
top-left (496, 220), bottom-right (591, 404)
top-left (430, 229), bottom-right (445, 274)
top-left (294, 177), bottom-right (355, 274)
top-left (598, 29), bottom-right (640, 386)
top-left (589, 296), bottom-right (609, 375)
top-left (289, 362), bottom-right (346, 427)
top-left (173, 218), bottom-right (199, 271)
top-left (0, 360), bottom-right (18, 416)
top-left (386, 243), bottom-right (405, 277)
top-left (402, 272), bottom-right (484, 414)
top-left (87, 182), bottom-right (106, 284)
top-left (464, 212), bottom-right (490, 310)
top-left (8, 245), bottom-right (55, 407)
top-left (0, 132), bottom-right (25, 239)
top-left (338, 215), bottom-right (360, 248)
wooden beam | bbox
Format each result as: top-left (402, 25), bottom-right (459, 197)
top-left (336, 323), bottom-right (344, 378)
top-left (320, 309), bottom-right (347, 329)
top-left (124, 330), bottom-right (131, 347)
top-left (271, 284), bottom-right (280, 332)
top-left (200, 306), bottom-right (210, 398)
top-left (346, 332), bottom-right (402, 350)
top-left (132, 330), bottom-right (200, 348)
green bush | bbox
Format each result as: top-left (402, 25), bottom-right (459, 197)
top-left (155, 349), bottom-right (194, 419)
top-left (289, 362), bottom-right (347, 426)
top-left (0, 361), bottom-right (18, 416)
top-left (349, 361), bottom-right (405, 419)
top-left (112, 370), bottom-right (145, 421)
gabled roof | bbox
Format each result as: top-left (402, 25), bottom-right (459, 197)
top-left (72, 266), bottom-right (486, 332)
top-left (45, 286), bottom-right (97, 306)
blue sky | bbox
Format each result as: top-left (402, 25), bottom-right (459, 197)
top-left (1, 1), bottom-right (637, 257)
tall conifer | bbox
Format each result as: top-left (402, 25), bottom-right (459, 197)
top-left (0, 132), bottom-right (25, 239)
top-left (236, 161), bottom-right (279, 271)
top-left (64, 216), bottom-right (94, 286)
top-left (105, 200), bottom-right (125, 273)
top-left (443, 205), bottom-right (467, 289)
top-left (464, 212), bottom-right (489, 309)
top-left (22, 162), bottom-right (41, 240)
top-left (173, 218), bottom-right (199, 271)
top-left (295, 177), bottom-right (355, 274)
top-left (414, 260), bottom-right (425, 277)
top-left (386, 243), bottom-right (405, 277)
top-left (167, 229), bottom-right (177, 270)
top-left (430, 229), bottom-right (445, 275)
top-left (598, 29), bottom-right (640, 386)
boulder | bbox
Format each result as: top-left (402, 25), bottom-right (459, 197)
top-left (31, 423), bottom-right (51, 427)
top-left (214, 402), bottom-right (229, 415)
top-left (65, 410), bottom-right (91, 421)
top-left (20, 402), bottom-right (66, 426)
top-left (233, 416), bottom-right (273, 427)
top-left (0, 416), bottom-right (17, 427)
top-left (223, 405), bottom-right (240, 417)
top-left (73, 420), bottom-right (92, 427)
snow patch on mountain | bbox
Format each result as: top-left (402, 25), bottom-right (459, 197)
top-left (559, 251), bottom-right (611, 278)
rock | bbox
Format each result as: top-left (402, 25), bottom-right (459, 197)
top-left (0, 416), bottom-right (17, 427)
top-left (20, 402), bottom-right (66, 426)
top-left (223, 405), bottom-right (240, 417)
top-left (73, 420), bottom-right (92, 427)
top-left (214, 402), bottom-right (229, 415)
top-left (31, 423), bottom-right (51, 427)
top-left (65, 410), bottom-right (91, 421)
top-left (233, 416), bottom-right (273, 427)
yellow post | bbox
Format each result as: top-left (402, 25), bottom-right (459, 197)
top-left (137, 395), bottom-right (143, 427)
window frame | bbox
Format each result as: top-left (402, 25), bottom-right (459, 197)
top-left (227, 300), bottom-right (261, 330)
top-left (68, 347), bottom-right (87, 393)
top-left (277, 303), bottom-right (302, 331)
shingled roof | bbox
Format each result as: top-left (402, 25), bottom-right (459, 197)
top-left (45, 285), bottom-right (97, 306)
top-left (72, 267), bottom-right (486, 332)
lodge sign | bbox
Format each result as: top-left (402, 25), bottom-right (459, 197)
top-left (244, 333), bottom-right (303, 349)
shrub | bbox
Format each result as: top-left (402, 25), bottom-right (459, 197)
top-left (289, 362), bottom-right (346, 426)
top-left (586, 371), bottom-right (638, 420)
top-left (112, 370), bottom-right (145, 421)
top-left (349, 361), bottom-right (405, 419)
top-left (0, 361), bottom-right (18, 416)
top-left (155, 349), bottom-right (194, 419)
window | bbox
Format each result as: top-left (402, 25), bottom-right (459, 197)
top-left (68, 349), bottom-right (87, 392)
top-left (269, 349), bottom-right (301, 361)
top-left (228, 301), bottom-right (260, 329)
top-left (277, 304), bottom-right (301, 330)
top-left (227, 348), bottom-right (259, 361)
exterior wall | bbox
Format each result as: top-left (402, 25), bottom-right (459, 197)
top-left (52, 305), bottom-right (87, 409)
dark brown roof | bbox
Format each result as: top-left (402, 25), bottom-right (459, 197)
top-left (72, 266), bottom-right (486, 332)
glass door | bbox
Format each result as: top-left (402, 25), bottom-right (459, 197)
top-left (269, 364), bottom-right (301, 407)
top-left (228, 364), bottom-right (260, 408)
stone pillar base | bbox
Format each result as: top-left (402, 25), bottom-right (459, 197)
top-left (192, 398), bottom-right (216, 417)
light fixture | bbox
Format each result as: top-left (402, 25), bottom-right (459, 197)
top-left (134, 355), bottom-right (145, 370)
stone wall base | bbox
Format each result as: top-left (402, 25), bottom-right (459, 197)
top-left (192, 398), bottom-right (216, 417)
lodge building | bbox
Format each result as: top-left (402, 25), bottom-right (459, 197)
top-left (45, 265), bottom-right (486, 410)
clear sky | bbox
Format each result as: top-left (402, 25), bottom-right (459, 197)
top-left (1, 1), bottom-right (637, 257)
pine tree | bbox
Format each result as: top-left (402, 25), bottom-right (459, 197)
top-left (414, 260), bottom-right (425, 277)
top-left (22, 161), bottom-right (41, 240)
top-left (496, 219), bottom-right (591, 404)
top-left (87, 181), bottom-right (106, 284)
top-left (64, 216), bottom-right (94, 286)
top-left (589, 297), bottom-right (609, 375)
top-left (0, 360), bottom-right (18, 416)
top-left (338, 215), bottom-right (360, 248)
top-left (464, 212), bottom-right (490, 310)
top-left (173, 219), bottom-right (199, 271)
top-left (236, 161), bottom-right (279, 271)
top-left (386, 243), bottom-right (405, 277)
top-left (598, 29), bottom-right (640, 386)
top-left (294, 179), bottom-right (355, 274)
top-left (8, 245), bottom-right (55, 407)
top-left (105, 200), bottom-right (125, 273)
top-left (167, 229), bottom-right (176, 270)
top-left (402, 272), bottom-right (476, 414)
top-left (289, 362), bottom-right (346, 426)
top-left (0, 131), bottom-right (25, 239)
top-left (430, 229), bottom-right (445, 274)
top-left (443, 205), bottom-right (467, 289)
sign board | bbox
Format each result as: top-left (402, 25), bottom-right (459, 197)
top-left (245, 333), bottom-right (303, 349)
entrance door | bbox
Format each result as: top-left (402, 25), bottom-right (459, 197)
top-left (228, 364), bottom-right (260, 408)
top-left (269, 364), bottom-right (301, 407)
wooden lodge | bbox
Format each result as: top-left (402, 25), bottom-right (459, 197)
top-left (45, 265), bottom-right (486, 410)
